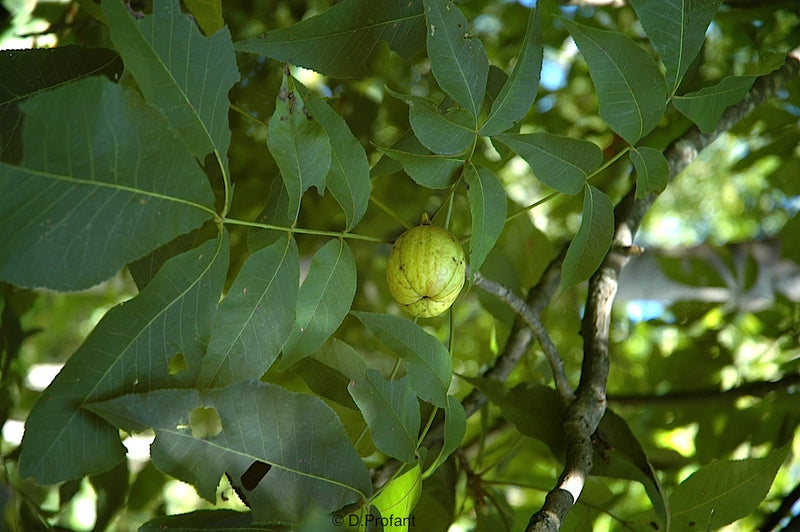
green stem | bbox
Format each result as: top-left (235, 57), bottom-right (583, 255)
top-left (370, 195), bottom-right (412, 230)
top-left (222, 217), bottom-right (386, 243)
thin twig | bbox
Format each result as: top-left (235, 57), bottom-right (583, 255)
top-left (469, 267), bottom-right (574, 404)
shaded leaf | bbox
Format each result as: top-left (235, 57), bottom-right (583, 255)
top-left (631, 146), bottom-right (669, 198)
top-left (380, 147), bottom-right (463, 189)
top-left (495, 132), bottom-right (602, 194)
top-left (352, 312), bottom-right (451, 408)
top-left (140, 510), bottom-right (260, 531)
top-left (593, 409), bottom-right (669, 523)
top-left (372, 464), bottom-right (423, 530)
top-left (387, 90), bottom-right (475, 155)
top-left (85, 380), bottom-right (372, 524)
top-left (197, 237), bottom-right (299, 388)
top-left (247, 178), bottom-right (295, 252)
top-left (0, 45), bottom-right (123, 163)
top-left (268, 72), bottom-right (332, 220)
top-left (464, 165), bottom-right (507, 275)
top-left (349, 370), bottom-right (420, 462)
top-left (563, 20), bottom-right (666, 144)
top-left (235, 0), bottom-right (425, 78)
top-left (281, 239), bottom-right (357, 368)
top-left (673, 76), bottom-right (756, 134)
top-left (183, 0), bottom-right (224, 36)
top-left (0, 77), bottom-right (214, 291)
top-left (103, 0), bottom-right (239, 172)
top-left (561, 185), bottom-right (614, 291)
top-left (424, 0), bottom-right (489, 121)
top-left (481, 6), bottom-right (542, 136)
top-left (630, 0), bottom-right (723, 94)
top-left (89, 460), bottom-right (129, 532)
top-left (19, 235), bottom-right (228, 483)
top-left (424, 396), bottom-right (466, 478)
top-left (291, 338), bottom-right (369, 410)
top-left (670, 445), bottom-right (789, 530)
top-left (297, 85), bottom-right (371, 230)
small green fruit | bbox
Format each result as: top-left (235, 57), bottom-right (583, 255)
top-left (386, 222), bottom-right (465, 318)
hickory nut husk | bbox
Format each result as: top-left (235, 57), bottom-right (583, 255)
top-left (386, 222), bottom-right (466, 318)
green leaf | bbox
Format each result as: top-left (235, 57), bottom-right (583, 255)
top-left (630, 0), bottom-right (724, 94)
top-left (140, 510), bottom-right (260, 531)
top-left (235, 0), bottom-right (425, 78)
top-left (103, 0), bottom-right (239, 172)
top-left (291, 338), bottom-right (369, 410)
top-left (267, 72), bottom-right (332, 220)
top-left (631, 146), bottom-right (669, 198)
top-left (380, 147), bottom-right (463, 189)
top-left (424, 395), bottom-right (466, 478)
top-left (480, 6), bottom-right (542, 136)
top-left (281, 240), bottom-right (357, 368)
top-left (85, 380), bottom-right (372, 524)
top-left (592, 409), bottom-right (668, 523)
top-left (670, 445), bottom-right (789, 530)
top-left (561, 185), bottom-right (614, 291)
top-left (0, 77), bottom-right (215, 291)
top-left (371, 464), bottom-right (423, 530)
top-left (400, 93), bottom-right (476, 155)
top-left (352, 312), bottom-right (451, 408)
top-left (495, 133), bottom-right (602, 195)
top-left (183, 0), bottom-right (224, 36)
top-left (424, 0), bottom-right (489, 121)
top-left (0, 45), bottom-right (122, 162)
top-left (197, 237), bottom-right (299, 388)
top-left (296, 85), bottom-right (371, 230)
top-left (492, 383), bottom-right (564, 457)
top-left (464, 165), bottom-right (507, 275)
top-left (247, 178), bottom-right (295, 252)
top-left (672, 76), bottom-right (756, 134)
top-left (563, 20), bottom-right (666, 144)
top-left (349, 370), bottom-right (420, 462)
top-left (19, 235), bottom-right (228, 483)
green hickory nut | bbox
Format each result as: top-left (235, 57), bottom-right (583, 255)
top-left (386, 222), bottom-right (466, 318)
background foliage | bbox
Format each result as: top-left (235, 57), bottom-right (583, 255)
top-left (1, 0), bottom-right (800, 530)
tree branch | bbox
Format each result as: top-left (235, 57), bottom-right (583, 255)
top-left (609, 374), bottom-right (800, 406)
top-left (470, 268), bottom-right (574, 403)
top-left (525, 53), bottom-right (800, 532)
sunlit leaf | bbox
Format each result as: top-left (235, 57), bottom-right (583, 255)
top-left (631, 146), bottom-right (669, 198)
top-left (371, 464), bottom-right (422, 530)
top-left (297, 85), bottom-right (371, 230)
top-left (197, 237), bottom-right (299, 388)
top-left (349, 370), bottom-right (420, 462)
top-left (673, 76), bottom-right (756, 133)
top-left (353, 312), bottom-right (451, 407)
top-left (561, 185), bottom-right (614, 291)
top-left (563, 20), bottom-right (666, 144)
top-left (19, 235), bottom-right (228, 483)
top-left (495, 132), bottom-right (602, 194)
top-left (103, 0), bottom-right (239, 171)
top-left (235, 0), bottom-right (425, 78)
top-left (424, 0), bottom-right (489, 121)
top-left (0, 77), bottom-right (214, 291)
top-left (268, 72), bottom-right (332, 220)
top-left (281, 239), bottom-right (357, 368)
top-left (464, 165), bottom-right (507, 275)
top-left (85, 380), bottom-right (373, 524)
top-left (670, 445), bottom-right (789, 530)
top-left (481, 6), bottom-right (542, 136)
top-left (630, 0), bottom-right (723, 94)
